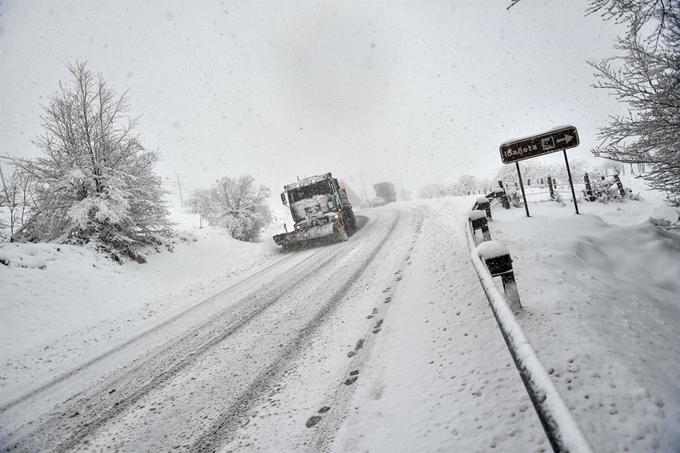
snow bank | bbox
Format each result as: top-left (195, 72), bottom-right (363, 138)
top-left (0, 243), bottom-right (63, 269)
top-left (0, 207), bottom-right (274, 399)
top-left (485, 178), bottom-right (680, 451)
top-left (466, 218), bottom-right (593, 453)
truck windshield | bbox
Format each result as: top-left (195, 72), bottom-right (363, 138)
top-left (288, 181), bottom-right (332, 203)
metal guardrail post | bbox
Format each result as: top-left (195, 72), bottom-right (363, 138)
top-left (475, 197), bottom-right (493, 220)
top-left (468, 211), bottom-right (491, 243)
top-left (481, 250), bottom-right (521, 311)
top-left (487, 187), bottom-right (510, 209)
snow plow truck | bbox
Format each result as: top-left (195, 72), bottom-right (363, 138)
top-left (273, 172), bottom-right (357, 247)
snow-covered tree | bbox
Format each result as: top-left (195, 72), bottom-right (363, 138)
top-left (593, 160), bottom-right (626, 177)
top-left (187, 175), bottom-right (272, 242)
top-left (457, 175), bottom-right (478, 194)
top-left (588, 0), bottom-right (680, 206)
top-left (419, 174), bottom-right (505, 199)
top-left (7, 62), bottom-right (173, 262)
top-left (185, 188), bottom-right (213, 225)
top-left (495, 159), bottom-right (591, 188)
top-left (418, 183), bottom-right (446, 199)
top-left (0, 164), bottom-right (35, 241)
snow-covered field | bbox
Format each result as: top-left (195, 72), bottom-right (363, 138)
top-left (1, 174), bottom-right (679, 452)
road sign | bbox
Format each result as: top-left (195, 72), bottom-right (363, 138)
top-left (500, 126), bottom-right (579, 164)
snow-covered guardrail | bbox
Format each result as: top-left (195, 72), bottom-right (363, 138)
top-left (468, 209), bottom-right (491, 242)
top-left (465, 205), bottom-right (593, 453)
top-left (476, 240), bottom-right (521, 311)
top-left (474, 195), bottom-right (492, 220)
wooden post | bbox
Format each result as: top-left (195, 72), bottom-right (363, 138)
top-left (584, 173), bottom-right (595, 201)
top-left (547, 176), bottom-right (555, 199)
top-left (613, 174), bottom-right (626, 197)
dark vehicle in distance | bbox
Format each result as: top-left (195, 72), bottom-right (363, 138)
top-left (373, 182), bottom-right (397, 204)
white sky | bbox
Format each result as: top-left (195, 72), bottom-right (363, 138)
top-left (0, 0), bottom-right (628, 198)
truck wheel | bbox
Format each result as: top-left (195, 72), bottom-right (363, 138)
top-left (344, 208), bottom-right (357, 236)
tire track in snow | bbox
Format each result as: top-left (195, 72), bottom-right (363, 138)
top-left (0, 252), bottom-right (301, 416)
top-left (1, 242), bottom-right (360, 452)
top-left (188, 211), bottom-right (403, 452)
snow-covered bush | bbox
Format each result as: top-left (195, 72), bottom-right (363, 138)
top-left (584, 176), bottom-right (641, 204)
top-left (505, 188), bottom-right (524, 207)
top-left (418, 183), bottom-right (446, 199)
top-left (187, 175), bottom-right (272, 242)
top-left (6, 62), bottom-right (173, 263)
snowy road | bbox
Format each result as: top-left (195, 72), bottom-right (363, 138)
top-left (1, 200), bottom-right (548, 452)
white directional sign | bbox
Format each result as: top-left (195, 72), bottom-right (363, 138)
top-left (500, 126), bottom-right (580, 164)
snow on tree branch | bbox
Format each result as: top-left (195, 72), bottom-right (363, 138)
top-left (187, 175), bottom-right (273, 242)
top-left (4, 62), bottom-right (174, 262)
top-left (590, 1), bottom-right (680, 207)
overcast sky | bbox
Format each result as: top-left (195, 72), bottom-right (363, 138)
top-left (0, 0), bottom-right (627, 200)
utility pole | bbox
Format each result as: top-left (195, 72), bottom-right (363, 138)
top-left (176, 173), bottom-right (183, 206)
top-left (358, 170), bottom-right (369, 202)
top-left (162, 174), bottom-right (184, 205)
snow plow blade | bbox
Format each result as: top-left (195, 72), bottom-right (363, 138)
top-left (273, 222), bottom-right (345, 247)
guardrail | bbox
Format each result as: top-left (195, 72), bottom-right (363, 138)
top-left (465, 201), bottom-right (593, 453)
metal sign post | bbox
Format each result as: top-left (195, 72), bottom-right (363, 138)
top-left (500, 125), bottom-right (581, 216)
top-left (563, 150), bottom-right (579, 214)
top-left (515, 162), bottom-right (530, 217)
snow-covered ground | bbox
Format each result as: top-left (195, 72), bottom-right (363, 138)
top-left (1, 174), bottom-right (679, 452)
top-left (486, 179), bottom-right (680, 452)
top-left (0, 208), bottom-right (279, 399)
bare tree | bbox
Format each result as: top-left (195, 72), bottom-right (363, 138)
top-left (588, 1), bottom-right (680, 206)
top-left (0, 164), bottom-right (36, 241)
top-left (7, 62), bottom-right (173, 262)
top-left (587, 0), bottom-right (678, 39)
